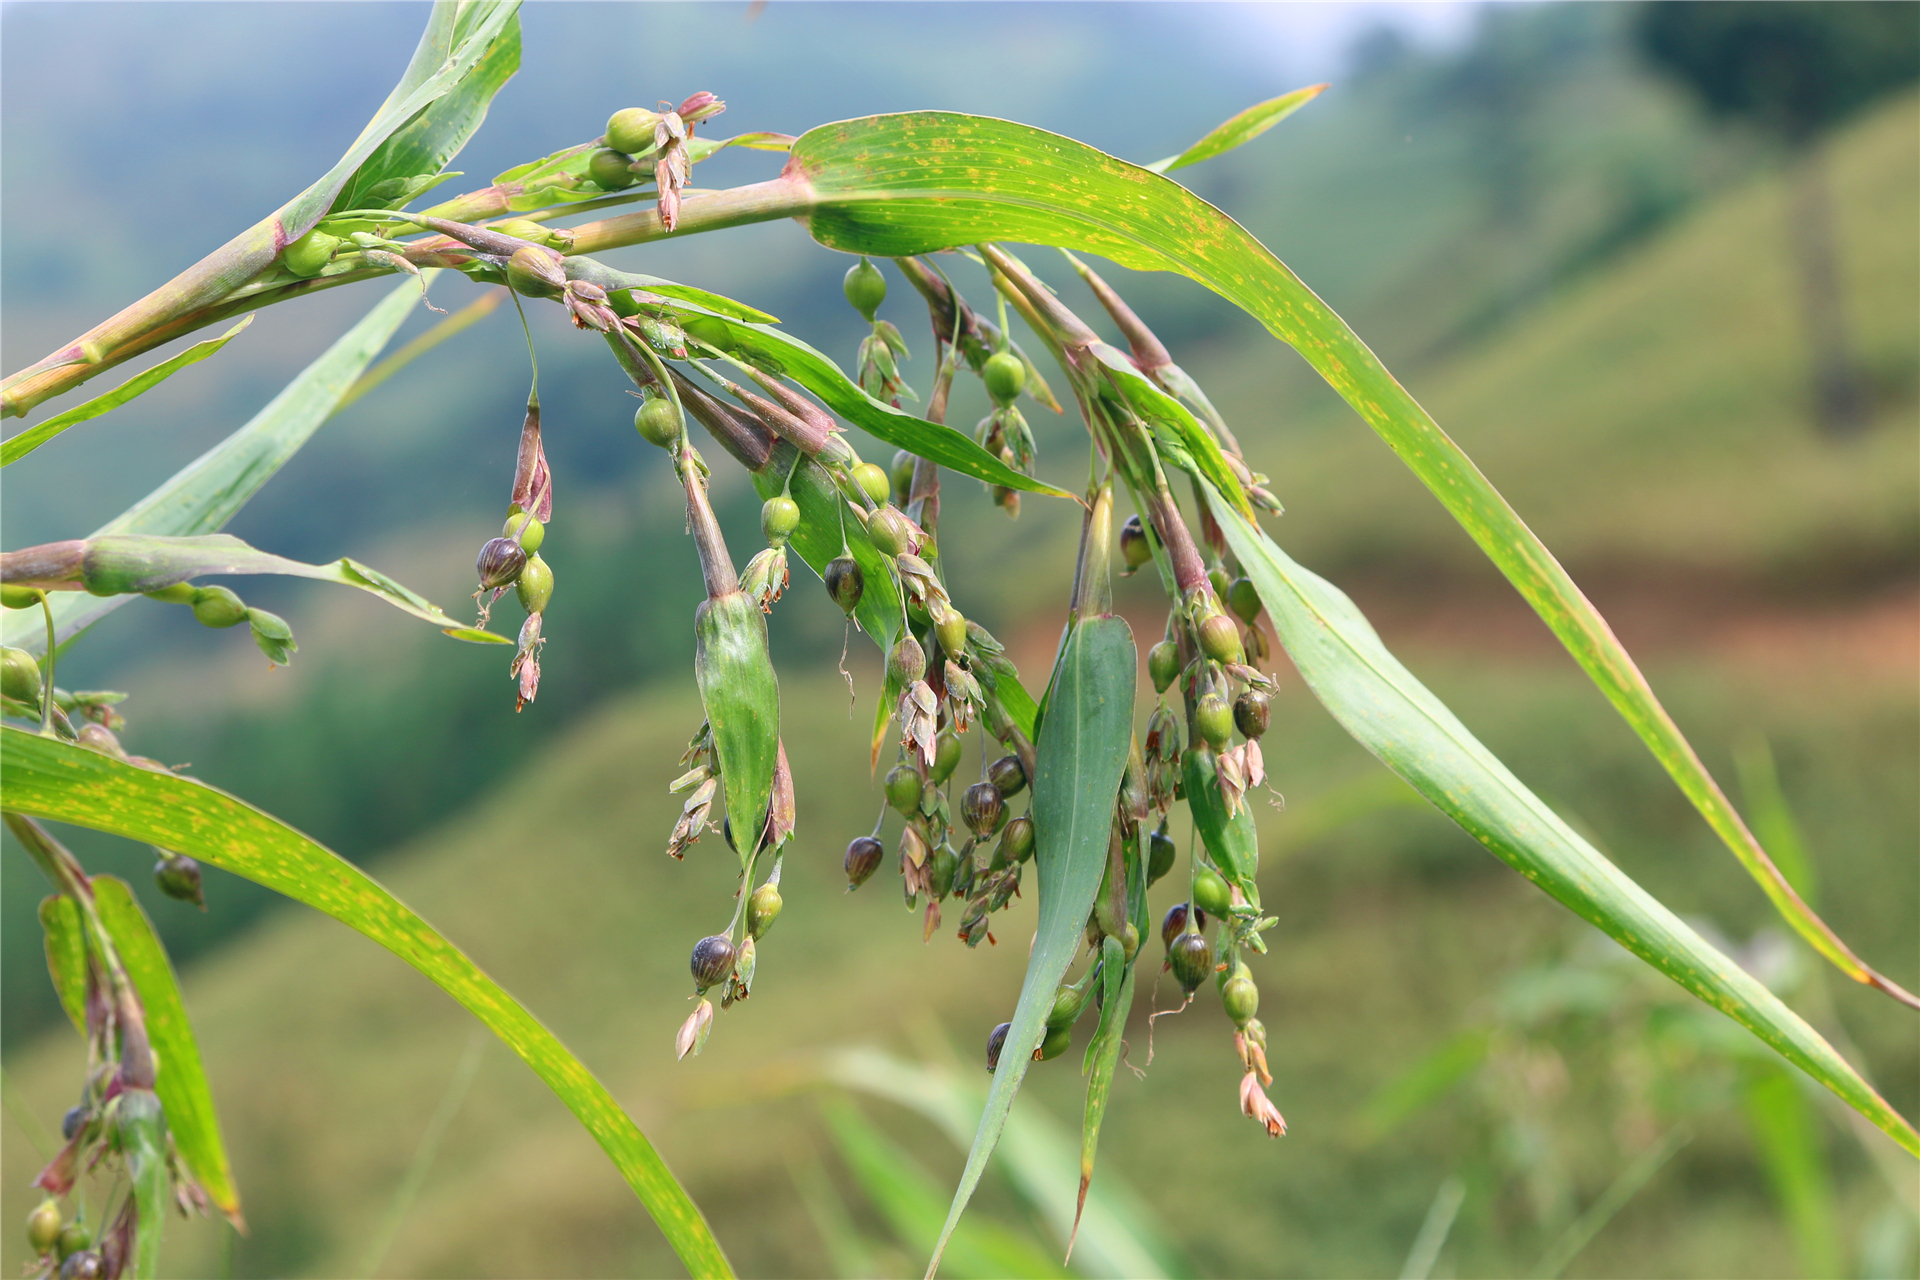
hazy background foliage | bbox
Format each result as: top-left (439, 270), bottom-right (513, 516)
top-left (3, 3), bottom-right (1914, 1277)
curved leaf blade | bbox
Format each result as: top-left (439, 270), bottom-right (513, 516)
top-left (3, 277), bottom-right (428, 654)
top-left (0, 727), bottom-right (735, 1277)
top-left (695, 591), bottom-right (780, 865)
top-left (1, 318), bottom-right (253, 468)
top-left (1146, 84), bottom-right (1327, 174)
top-left (786, 110), bottom-right (1913, 1006)
top-left (91, 876), bottom-right (243, 1228)
top-left (1204, 497), bottom-right (1919, 1157)
top-left (929, 615), bottom-right (1136, 1276)
top-left (39, 895), bottom-right (87, 1033)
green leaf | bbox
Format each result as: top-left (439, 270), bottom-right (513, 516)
top-left (1205, 497), bottom-right (1919, 1156)
top-left (0, 727), bottom-right (734, 1278)
top-left (92, 876), bottom-right (243, 1227)
top-left (786, 110), bottom-right (1914, 1007)
top-left (1179, 749), bottom-right (1260, 905)
top-left (930, 614), bottom-right (1136, 1276)
top-left (1145, 84), bottom-right (1327, 174)
top-left (38, 895), bottom-right (86, 1033)
top-left (1084, 345), bottom-right (1249, 518)
top-left (1073, 937), bottom-right (1135, 1255)
top-left (1742, 1065), bottom-right (1842, 1279)
top-left (695, 591), bottom-right (781, 865)
top-left (668, 307), bottom-right (1070, 498)
top-left (822, 1099), bottom-right (1071, 1280)
top-left (1, 318), bottom-right (252, 467)
top-left (5, 533), bottom-right (506, 643)
top-left (562, 258), bottom-right (779, 325)
top-left (4, 278), bottom-right (429, 654)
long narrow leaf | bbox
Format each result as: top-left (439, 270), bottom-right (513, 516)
top-left (92, 876), bottom-right (243, 1226)
top-left (1, 318), bottom-right (252, 467)
top-left (39, 895), bottom-right (87, 1033)
top-left (781, 113), bottom-right (1908, 1004)
top-left (1203, 496), bottom-right (1918, 1155)
top-left (1073, 940), bottom-right (1134, 1256)
top-left (1145, 85), bottom-right (1327, 174)
top-left (4, 278), bottom-right (427, 654)
top-left (0, 728), bottom-right (735, 1278)
top-left (929, 615), bottom-right (1136, 1275)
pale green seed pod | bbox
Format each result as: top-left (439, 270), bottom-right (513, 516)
top-left (761, 495), bottom-right (801, 545)
top-left (26, 1199), bottom-right (61, 1255)
top-left (852, 462), bottom-right (891, 505)
top-left (983, 351), bottom-right (1025, 406)
top-left (588, 148), bottom-right (637, 190)
top-left (191, 586), bottom-right (247, 629)
top-left (504, 510), bottom-right (546, 553)
top-left (747, 883), bottom-right (782, 939)
top-left (635, 395), bottom-right (680, 448)
top-left (606, 108), bottom-right (661, 155)
top-left (516, 554), bottom-right (553, 615)
top-left (282, 228), bottom-right (340, 277)
top-left (1193, 866), bottom-right (1233, 916)
top-left (2, 647), bottom-right (42, 706)
top-left (506, 245), bottom-right (566, 298)
top-left (843, 258), bottom-right (886, 321)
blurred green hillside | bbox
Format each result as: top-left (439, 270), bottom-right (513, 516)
top-left (4, 71), bottom-right (1915, 1280)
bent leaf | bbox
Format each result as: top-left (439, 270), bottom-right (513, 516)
top-left (39, 895), bottom-right (87, 1033)
top-left (786, 110), bottom-right (1914, 1007)
top-left (92, 876), bottom-right (243, 1228)
top-left (929, 615), bottom-right (1135, 1276)
top-left (1146, 85), bottom-right (1327, 174)
top-left (1074, 936), bottom-right (1135, 1255)
top-left (0, 727), bottom-right (734, 1278)
top-left (3, 277), bottom-right (428, 654)
top-left (1, 318), bottom-right (253, 468)
top-left (1205, 496), bottom-right (1919, 1157)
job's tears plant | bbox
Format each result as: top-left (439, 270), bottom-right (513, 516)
top-left (0, 5), bottom-right (1912, 1276)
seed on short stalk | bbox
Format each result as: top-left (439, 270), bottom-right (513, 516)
top-left (27, 1199), bottom-right (61, 1255)
top-left (985, 1021), bottom-right (1010, 1071)
top-left (1198, 612), bottom-right (1244, 665)
top-left (888, 635), bottom-right (926, 686)
top-left (844, 835), bottom-right (884, 889)
top-left (983, 350), bottom-right (1025, 406)
top-left (890, 450), bottom-right (916, 504)
top-left (504, 509), bottom-right (545, 552)
top-left (999, 813), bottom-right (1034, 863)
top-left (929, 843), bottom-right (958, 898)
top-left (1038, 1022), bottom-right (1072, 1060)
top-left (505, 245), bottom-right (566, 298)
top-left (866, 506), bottom-right (913, 558)
top-left (54, 1221), bottom-right (90, 1262)
top-left (851, 462), bottom-right (891, 505)
top-left (588, 147), bottom-right (637, 190)
top-left (1221, 972), bottom-right (1260, 1026)
top-left (1147, 640), bottom-right (1180, 694)
top-left (476, 538), bottom-right (528, 591)
top-left (1208, 566), bottom-right (1232, 599)
top-left (961, 781), bottom-right (1004, 838)
top-left (1195, 693), bottom-right (1233, 750)
top-left (605, 107), bottom-right (660, 154)
top-left (824, 555), bottom-right (864, 614)
top-left (689, 935), bottom-right (737, 989)
top-left (1234, 689), bottom-right (1270, 739)
top-left (934, 608), bottom-right (968, 659)
top-left (1228, 577), bottom-right (1261, 624)
top-left (1193, 866), bottom-right (1233, 916)
top-left (191, 586), bottom-right (248, 629)
top-left (884, 764), bottom-right (922, 815)
top-left (1, 647), bottom-right (42, 706)
top-left (1120, 515), bottom-right (1151, 570)
top-left (1147, 824), bottom-right (1177, 885)
top-left (282, 228), bottom-right (340, 278)
top-left (843, 258), bottom-right (886, 321)
top-left (516, 554), bottom-right (553, 614)
top-left (635, 394), bottom-right (681, 447)
top-left (154, 853), bottom-right (204, 908)
top-left (1161, 902), bottom-right (1206, 950)
top-left (930, 730), bottom-right (962, 785)
top-left (1168, 932), bottom-right (1212, 993)
top-left (761, 495), bottom-right (800, 545)
top-left (987, 754), bottom-right (1026, 797)
top-left (747, 883), bottom-right (782, 938)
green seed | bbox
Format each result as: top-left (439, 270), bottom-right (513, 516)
top-left (930, 730), bottom-right (963, 785)
top-left (747, 883), bottom-right (782, 939)
top-left (1195, 693), bottom-right (1233, 750)
top-left (852, 462), bottom-right (891, 505)
top-left (761, 495), bottom-right (801, 543)
top-left (1, 584), bottom-right (41, 609)
top-left (27, 1200), bottom-right (60, 1255)
top-left (515, 554), bottom-right (553, 614)
top-left (884, 764), bottom-right (922, 815)
top-left (934, 608), bottom-right (968, 659)
top-left (930, 843), bottom-right (958, 898)
top-left (824, 556), bottom-right (864, 614)
top-left (867, 506), bottom-right (912, 558)
top-left (1228, 576), bottom-right (1261, 624)
top-left (1047, 983), bottom-right (1086, 1029)
top-left (1221, 972), bottom-right (1259, 1026)
top-left (1038, 1021), bottom-right (1072, 1060)
top-left (1234, 689), bottom-right (1270, 739)
top-left (635, 395), bottom-right (681, 447)
top-left (54, 1222), bottom-right (90, 1262)
top-left (889, 635), bottom-right (927, 686)
top-left (1168, 932), bottom-right (1212, 993)
top-left (504, 510), bottom-right (546, 553)
top-left (1147, 824), bottom-right (1177, 885)
top-left (1198, 613), bottom-right (1244, 665)
top-left (1193, 866), bottom-right (1233, 916)
top-left (890, 450), bottom-right (916, 505)
top-left (190, 586), bottom-right (247, 629)
top-left (282, 228), bottom-right (340, 277)
top-left (143, 582), bottom-right (197, 604)
top-left (606, 107), bottom-right (660, 155)
top-left (2, 647), bottom-right (42, 706)
top-left (843, 257), bottom-right (886, 321)
top-left (999, 813), bottom-right (1035, 864)
top-left (1208, 566), bottom-right (1232, 599)
top-left (588, 147), bottom-right (637, 190)
top-left (983, 350), bottom-right (1025, 406)
top-left (1147, 640), bottom-right (1180, 694)
top-left (490, 218), bottom-right (551, 245)
top-left (505, 245), bottom-right (565, 298)
top-left (1120, 514), bottom-right (1151, 569)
